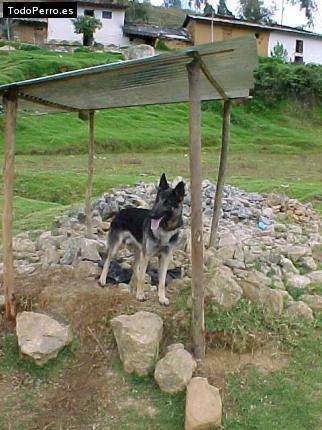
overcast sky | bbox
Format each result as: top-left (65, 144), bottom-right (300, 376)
top-left (153, 0), bottom-right (322, 33)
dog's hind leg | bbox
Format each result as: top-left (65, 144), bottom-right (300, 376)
top-left (136, 253), bottom-right (148, 301)
top-left (158, 251), bottom-right (171, 306)
top-left (99, 230), bottom-right (123, 287)
top-left (130, 246), bottom-right (141, 291)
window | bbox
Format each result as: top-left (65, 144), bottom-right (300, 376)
top-left (294, 55), bottom-right (304, 64)
top-left (84, 9), bottom-right (94, 16)
top-left (296, 39), bottom-right (303, 53)
top-left (102, 10), bottom-right (112, 19)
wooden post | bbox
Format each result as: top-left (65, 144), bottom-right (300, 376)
top-left (85, 111), bottom-right (95, 235)
top-left (209, 99), bottom-right (232, 248)
top-left (187, 59), bottom-right (205, 359)
top-left (2, 90), bottom-right (18, 320)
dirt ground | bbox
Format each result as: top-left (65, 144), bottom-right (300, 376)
top-left (0, 267), bottom-right (288, 430)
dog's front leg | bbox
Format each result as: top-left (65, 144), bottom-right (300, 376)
top-left (158, 251), bottom-right (171, 306)
top-left (99, 252), bottom-right (111, 286)
top-left (136, 253), bottom-right (148, 301)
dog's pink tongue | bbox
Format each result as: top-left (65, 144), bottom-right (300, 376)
top-left (151, 217), bottom-right (163, 232)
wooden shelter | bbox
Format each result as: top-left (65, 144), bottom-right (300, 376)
top-left (0, 36), bottom-right (257, 358)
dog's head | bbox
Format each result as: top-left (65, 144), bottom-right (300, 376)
top-left (150, 173), bottom-right (185, 232)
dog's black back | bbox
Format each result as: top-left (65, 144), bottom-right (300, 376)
top-left (110, 207), bottom-right (150, 243)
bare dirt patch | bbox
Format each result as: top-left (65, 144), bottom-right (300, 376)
top-left (0, 267), bottom-right (289, 429)
top-left (197, 345), bottom-right (288, 399)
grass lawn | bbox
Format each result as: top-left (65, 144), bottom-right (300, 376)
top-left (1, 102), bottom-right (322, 155)
top-left (0, 48), bottom-right (123, 86)
top-left (0, 150), bottom-right (321, 234)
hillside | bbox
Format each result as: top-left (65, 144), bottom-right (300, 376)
top-left (0, 47), bottom-right (321, 157)
top-left (145, 5), bottom-right (187, 27)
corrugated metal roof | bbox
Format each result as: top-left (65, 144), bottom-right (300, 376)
top-left (0, 35), bottom-right (258, 112)
top-left (184, 15), bottom-right (322, 39)
top-left (123, 23), bottom-right (192, 41)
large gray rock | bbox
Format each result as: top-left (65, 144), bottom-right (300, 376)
top-left (185, 377), bottom-right (222, 430)
top-left (239, 281), bottom-right (284, 314)
top-left (16, 312), bottom-right (72, 366)
top-left (205, 266), bottom-right (243, 309)
top-left (80, 238), bottom-right (101, 261)
top-left (280, 256), bottom-right (299, 275)
top-left (74, 260), bottom-right (100, 278)
top-left (282, 245), bottom-right (310, 263)
top-left (285, 274), bottom-right (311, 289)
top-left (301, 294), bottom-right (322, 311)
top-left (216, 245), bottom-right (236, 261)
top-left (286, 301), bottom-right (314, 321)
top-left (127, 44), bottom-right (155, 60)
top-left (111, 311), bottom-right (163, 376)
top-left (218, 232), bottom-right (237, 248)
top-left (13, 238), bottom-right (35, 253)
top-left (307, 271), bottom-right (322, 283)
top-left (245, 270), bottom-right (271, 288)
top-left (298, 256), bottom-right (317, 271)
top-left (42, 245), bottom-right (60, 267)
top-left (258, 287), bottom-right (284, 314)
top-left (154, 344), bottom-right (196, 393)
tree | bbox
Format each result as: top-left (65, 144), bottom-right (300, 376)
top-left (164, 0), bottom-right (181, 7)
top-left (72, 15), bottom-right (102, 46)
top-left (125, 0), bottom-right (151, 23)
top-left (271, 42), bottom-right (288, 62)
top-left (289, 0), bottom-right (316, 26)
top-left (238, 0), bottom-right (274, 23)
top-left (217, 0), bottom-right (234, 16)
top-left (204, 1), bottom-right (215, 16)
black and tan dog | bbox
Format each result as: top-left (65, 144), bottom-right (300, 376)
top-left (99, 174), bottom-right (185, 305)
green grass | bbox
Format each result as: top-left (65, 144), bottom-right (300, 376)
top-left (204, 300), bottom-right (322, 430)
top-left (0, 334), bottom-right (76, 379)
top-left (223, 333), bottom-right (322, 430)
top-left (0, 150), bottom-right (321, 234)
top-left (104, 358), bottom-right (185, 430)
top-left (0, 49), bottom-right (123, 86)
top-left (1, 102), bottom-right (322, 155)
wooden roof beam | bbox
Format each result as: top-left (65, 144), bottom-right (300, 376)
top-left (18, 92), bottom-right (80, 113)
top-left (191, 51), bottom-right (229, 101)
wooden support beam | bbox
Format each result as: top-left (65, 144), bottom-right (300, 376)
top-left (19, 92), bottom-right (79, 113)
top-left (192, 52), bottom-right (228, 101)
top-left (85, 111), bottom-right (95, 235)
top-left (2, 90), bottom-right (18, 320)
top-left (187, 59), bottom-right (205, 360)
top-left (209, 99), bottom-right (232, 248)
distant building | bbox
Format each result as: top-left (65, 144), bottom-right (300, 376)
top-left (0, 0), bottom-right (129, 46)
top-left (123, 23), bottom-right (192, 48)
top-left (48, 0), bottom-right (128, 46)
top-left (183, 15), bottom-right (322, 64)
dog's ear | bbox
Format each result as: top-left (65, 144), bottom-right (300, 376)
top-left (159, 173), bottom-right (169, 190)
top-left (174, 181), bottom-right (185, 202)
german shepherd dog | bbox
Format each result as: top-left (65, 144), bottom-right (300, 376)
top-left (99, 174), bottom-right (185, 305)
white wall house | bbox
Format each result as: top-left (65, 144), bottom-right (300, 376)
top-left (268, 30), bottom-right (322, 64)
top-left (48, 4), bottom-right (128, 46)
top-left (184, 15), bottom-right (322, 65)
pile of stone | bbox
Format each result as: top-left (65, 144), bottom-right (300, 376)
top-left (267, 193), bottom-right (315, 223)
top-left (111, 311), bottom-right (222, 429)
top-left (1, 178), bottom-right (322, 321)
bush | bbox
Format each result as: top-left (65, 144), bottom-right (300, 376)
top-left (254, 57), bottom-right (322, 105)
top-left (18, 43), bottom-right (42, 51)
top-left (155, 40), bottom-right (171, 51)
